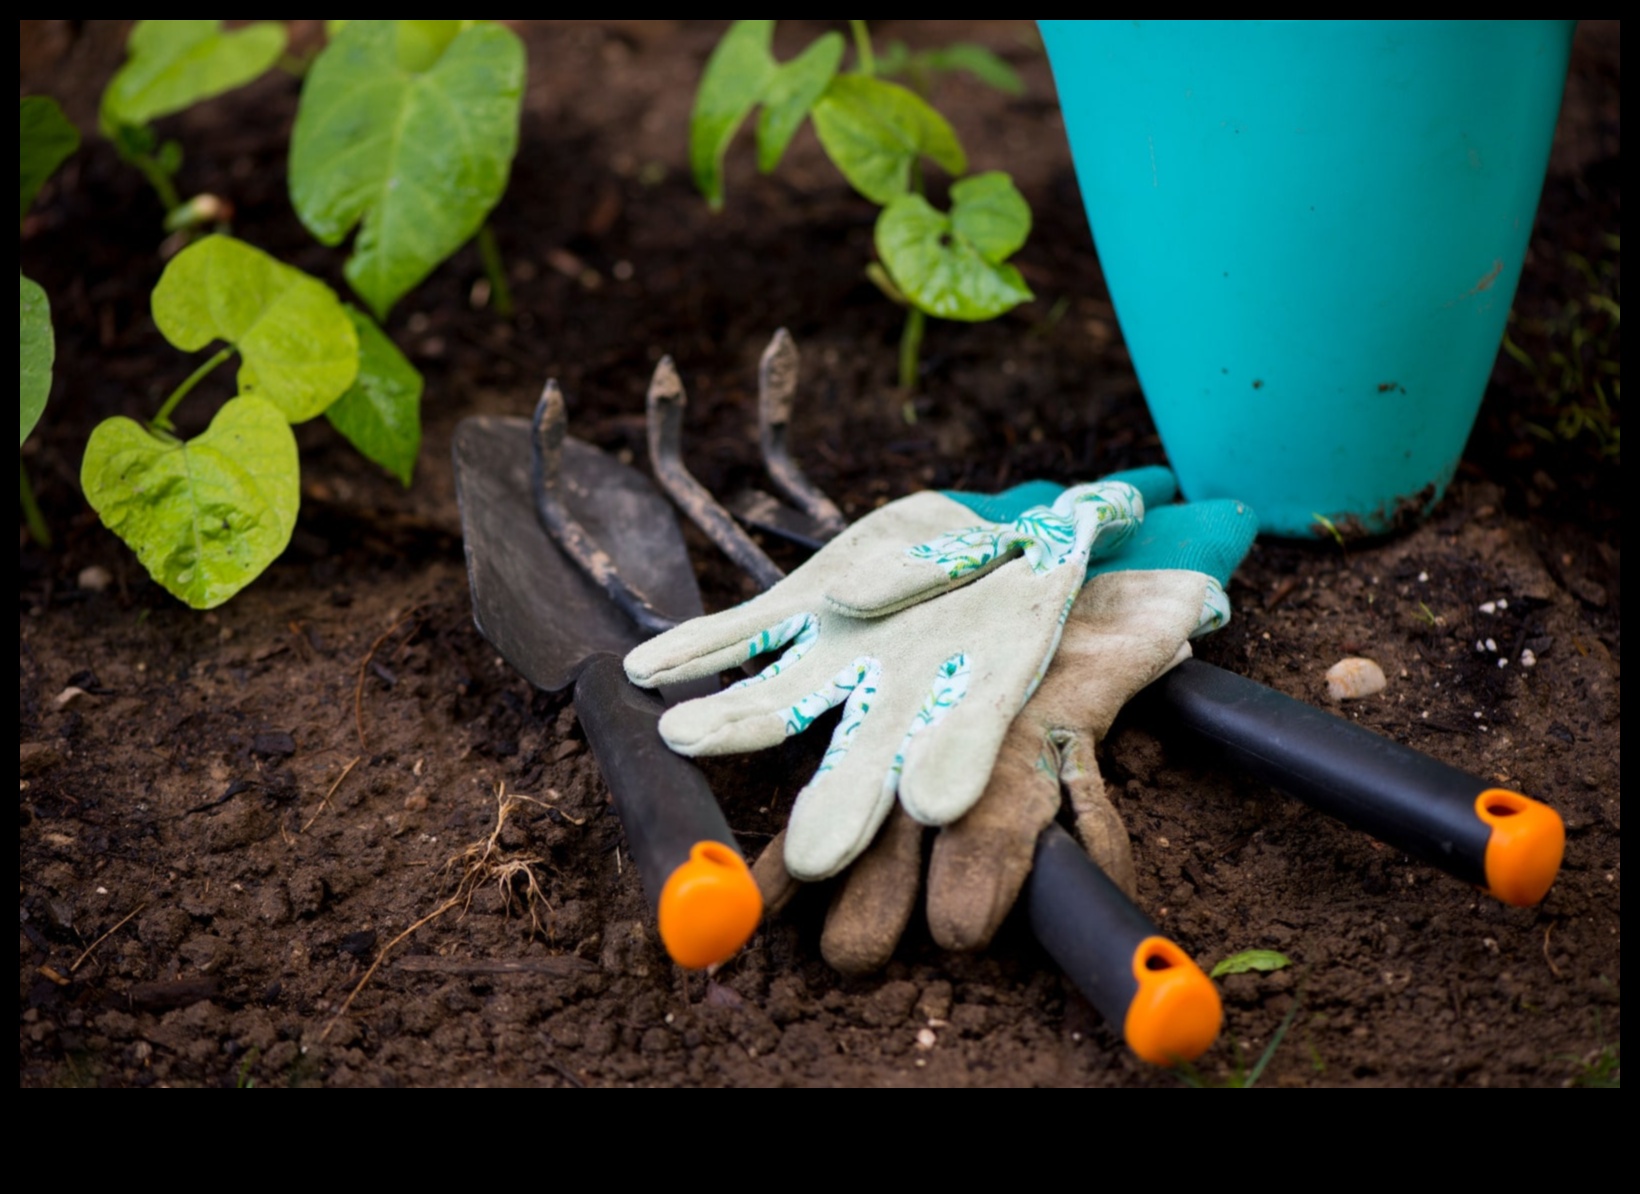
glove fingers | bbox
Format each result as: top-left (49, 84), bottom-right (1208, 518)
top-left (897, 642), bottom-right (1042, 826)
top-left (783, 673), bottom-right (916, 881)
top-left (820, 808), bottom-right (925, 975)
top-left (750, 829), bottom-right (801, 918)
top-left (625, 600), bottom-right (817, 690)
top-left (826, 480), bottom-right (1145, 618)
top-left (926, 728), bottom-right (1060, 952)
top-left (1060, 731), bottom-right (1138, 900)
top-left (658, 654), bottom-right (878, 756)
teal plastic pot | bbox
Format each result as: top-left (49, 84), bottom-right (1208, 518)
top-left (1039, 20), bottom-right (1575, 537)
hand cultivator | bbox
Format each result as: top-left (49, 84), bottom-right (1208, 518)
top-left (454, 330), bottom-right (1565, 1069)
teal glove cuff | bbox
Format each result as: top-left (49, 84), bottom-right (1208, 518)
top-left (1092, 499), bottom-right (1258, 588)
top-left (944, 466), bottom-right (1177, 525)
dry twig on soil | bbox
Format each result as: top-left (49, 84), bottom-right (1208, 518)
top-left (321, 784), bottom-right (570, 1040)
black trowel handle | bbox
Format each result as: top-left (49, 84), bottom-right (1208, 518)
top-left (574, 656), bottom-right (763, 969)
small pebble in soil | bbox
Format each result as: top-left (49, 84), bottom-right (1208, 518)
top-left (1326, 657), bottom-right (1387, 701)
top-left (77, 566), bottom-right (112, 592)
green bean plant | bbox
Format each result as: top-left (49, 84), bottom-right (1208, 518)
top-left (74, 20), bottom-right (527, 608)
top-left (691, 20), bottom-right (1034, 393)
top-left (100, 20), bottom-right (288, 229)
top-left (20, 95), bottom-right (80, 548)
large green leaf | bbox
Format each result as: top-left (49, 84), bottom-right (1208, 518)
top-left (20, 97), bottom-right (80, 225)
top-left (811, 75), bottom-right (967, 206)
top-left (81, 395), bottom-right (299, 609)
top-left (326, 307), bottom-right (424, 486)
top-left (689, 21), bottom-right (778, 210)
top-left (876, 172), bottom-right (1033, 321)
top-left (20, 273), bottom-right (54, 447)
top-left (289, 19), bottom-right (526, 320)
top-left (328, 20), bottom-right (481, 73)
top-left (99, 20), bottom-right (287, 136)
top-left (152, 235), bottom-right (358, 424)
top-left (756, 34), bottom-right (845, 176)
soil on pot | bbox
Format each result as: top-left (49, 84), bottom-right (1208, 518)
top-left (20, 20), bottom-right (1620, 1088)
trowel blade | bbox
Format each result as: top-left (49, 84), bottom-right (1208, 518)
top-left (453, 416), bottom-right (704, 693)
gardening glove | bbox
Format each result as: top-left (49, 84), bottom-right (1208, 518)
top-left (756, 490), bottom-right (1258, 974)
top-left (624, 467), bottom-right (1176, 882)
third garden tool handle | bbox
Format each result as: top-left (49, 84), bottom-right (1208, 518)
top-left (1028, 825), bottom-right (1221, 1067)
top-left (575, 655), bottom-right (762, 969)
top-left (1134, 660), bottom-right (1565, 907)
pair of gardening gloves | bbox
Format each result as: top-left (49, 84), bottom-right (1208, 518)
top-left (624, 469), bottom-right (1257, 973)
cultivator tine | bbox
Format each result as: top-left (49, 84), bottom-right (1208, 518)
top-left (757, 330), bottom-right (848, 536)
top-left (727, 330), bottom-right (847, 550)
top-left (646, 356), bottom-right (787, 592)
top-left (531, 381), bottom-right (678, 636)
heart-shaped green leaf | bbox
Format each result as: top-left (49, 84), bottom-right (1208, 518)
top-left (689, 21), bottom-right (778, 210)
top-left (326, 307), bottom-right (424, 486)
top-left (756, 34), bottom-right (845, 176)
top-left (20, 273), bottom-right (54, 447)
top-left (327, 20), bottom-right (481, 73)
top-left (876, 172), bottom-right (1033, 321)
top-left (811, 74), bottom-right (967, 206)
top-left (99, 20), bottom-right (287, 137)
top-left (20, 96), bottom-right (80, 225)
top-left (82, 395), bottom-right (299, 609)
top-left (289, 19), bottom-right (526, 320)
top-left (152, 235), bottom-right (358, 424)
top-left (1210, 950), bottom-right (1293, 980)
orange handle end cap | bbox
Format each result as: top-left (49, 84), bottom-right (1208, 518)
top-left (657, 841), bottom-right (763, 970)
top-left (1478, 790), bottom-right (1565, 908)
top-left (1124, 937), bottom-right (1223, 1068)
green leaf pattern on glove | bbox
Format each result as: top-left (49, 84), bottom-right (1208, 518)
top-left (907, 480), bottom-right (1143, 580)
top-left (737, 611), bottom-right (821, 677)
top-left (808, 659), bottom-right (881, 753)
top-left (1196, 578), bottom-right (1232, 638)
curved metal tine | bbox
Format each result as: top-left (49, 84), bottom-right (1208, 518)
top-left (758, 329), bottom-right (847, 539)
top-left (531, 381), bottom-right (678, 636)
top-left (646, 357), bottom-right (787, 592)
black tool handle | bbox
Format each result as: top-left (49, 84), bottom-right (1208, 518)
top-left (1133, 660), bottom-right (1563, 905)
top-left (1028, 824), bottom-right (1221, 1066)
top-left (575, 655), bottom-right (762, 968)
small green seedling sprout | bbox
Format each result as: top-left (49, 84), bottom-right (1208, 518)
top-left (1210, 950), bottom-right (1292, 980)
top-left (691, 20), bottom-right (1034, 391)
top-left (1177, 999), bottom-right (1302, 1090)
top-left (100, 20), bottom-right (288, 220)
top-left (20, 95), bottom-right (80, 548)
top-left (290, 20), bottom-right (526, 321)
top-left (1312, 513), bottom-right (1348, 549)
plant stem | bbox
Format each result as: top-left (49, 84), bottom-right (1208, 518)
top-left (898, 306), bottom-right (926, 394)
top-left (133, 152), bottom-right (183, 216)
top-left (153, 347), bottom-right (234, 432)
top-left (20, 462), bottom-right (51, 550)
top-left (477, 224), bottom-right (515, 319)
top-left (850, 20), bottom-right (876, 77)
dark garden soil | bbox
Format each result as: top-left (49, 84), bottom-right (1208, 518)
top-left (19, 21), bottom-right (1620, 1088)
